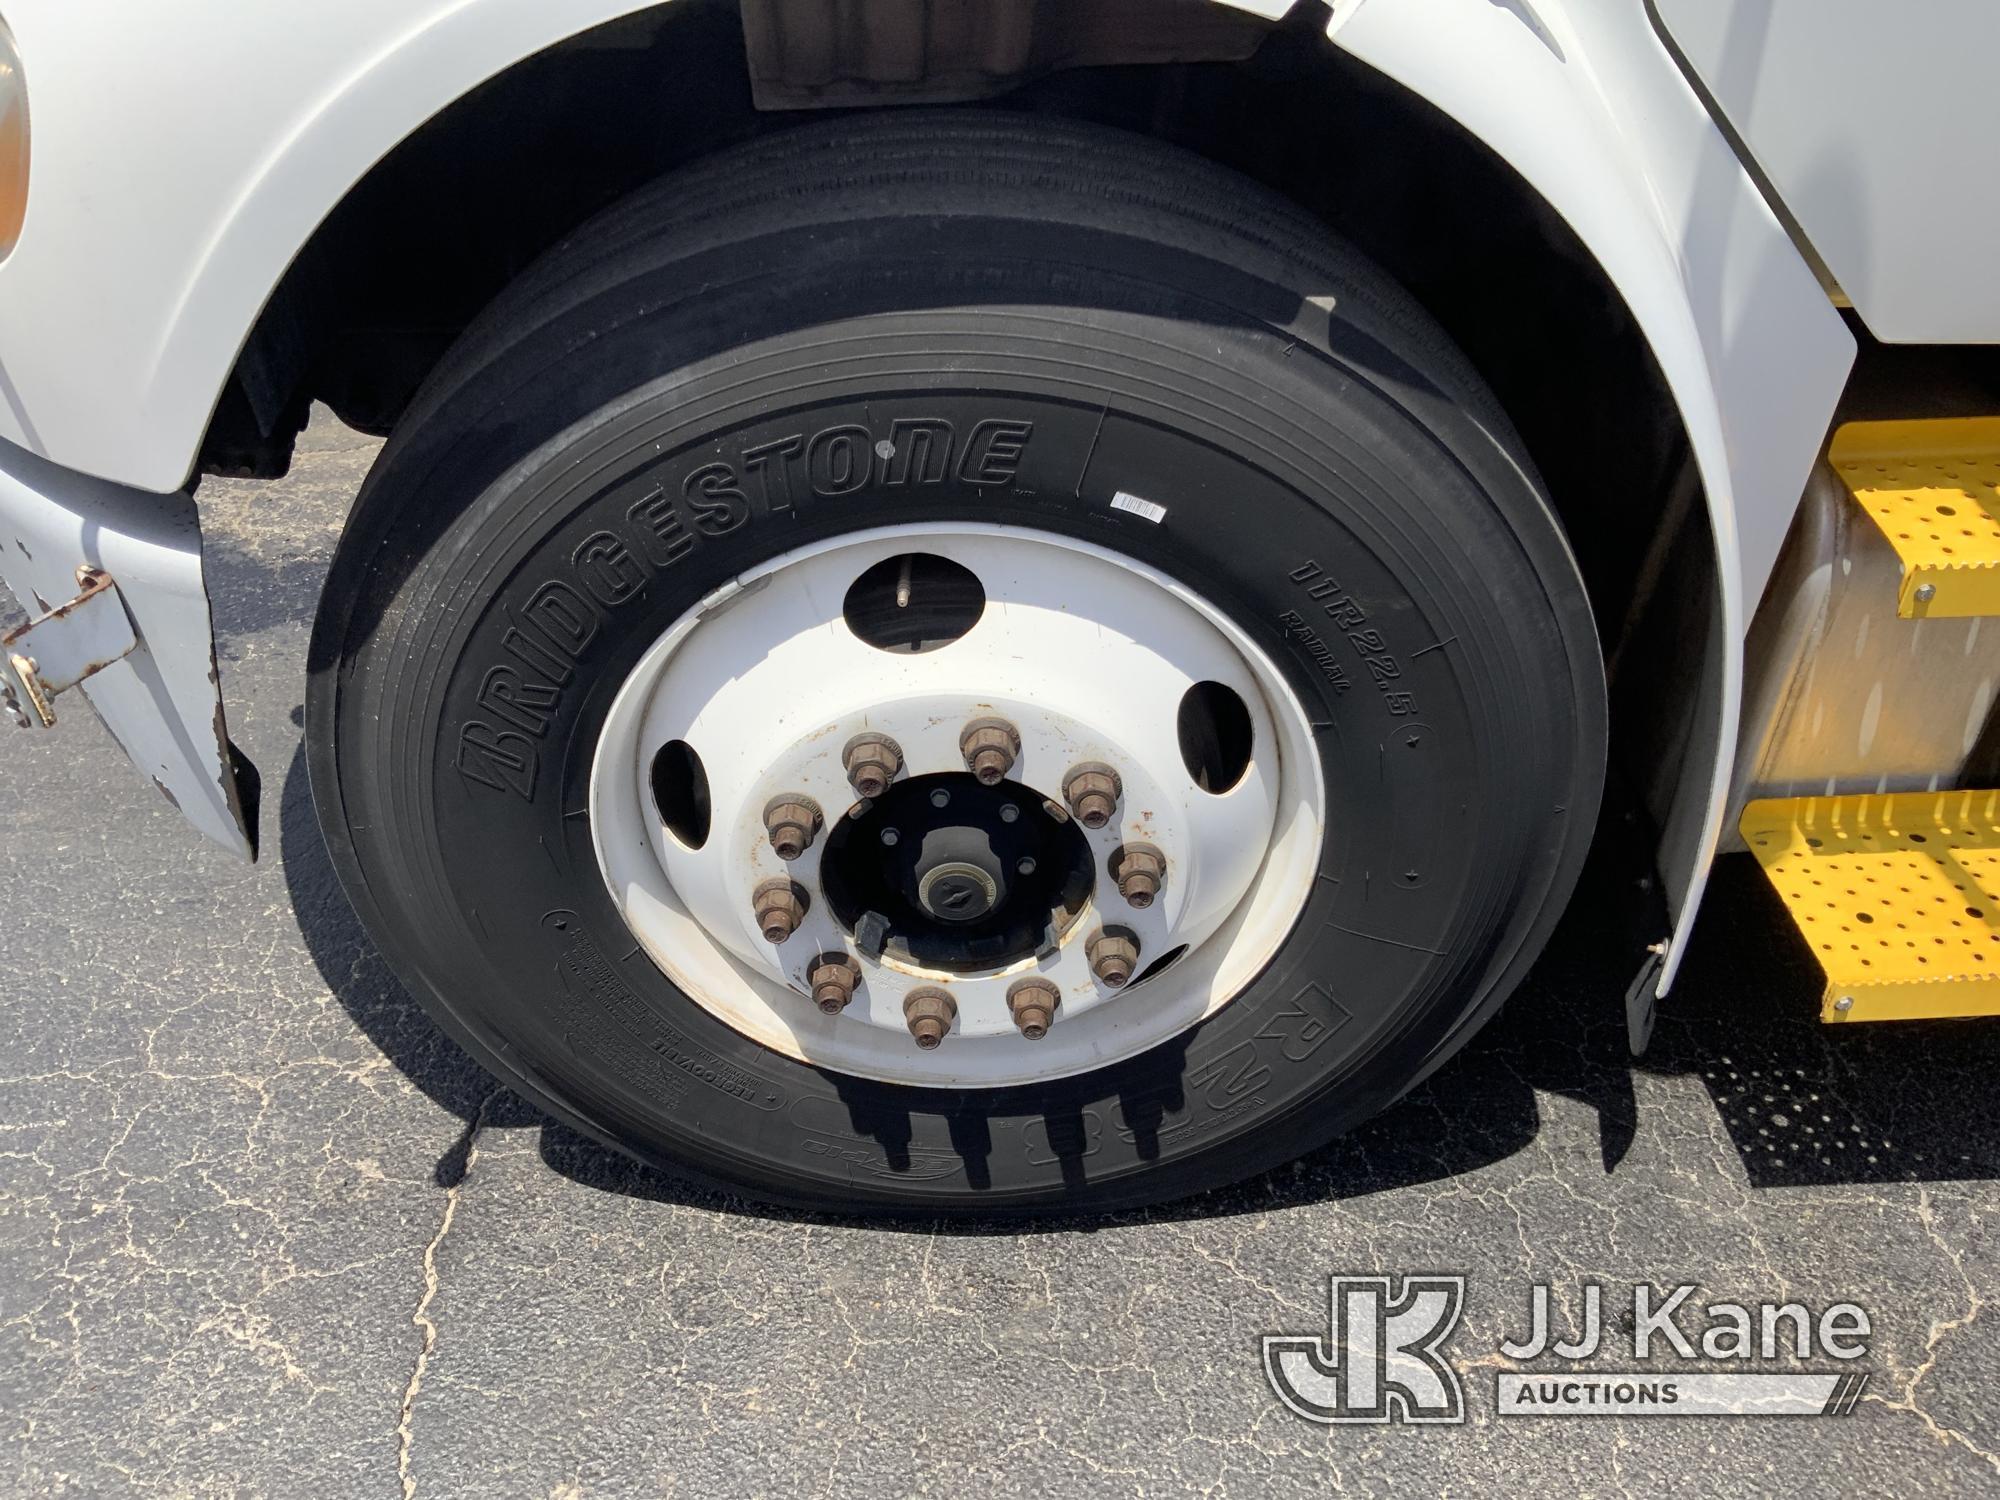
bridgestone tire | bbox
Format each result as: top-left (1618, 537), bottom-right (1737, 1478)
top-left (307, 113), bottom-right (1606, 1215)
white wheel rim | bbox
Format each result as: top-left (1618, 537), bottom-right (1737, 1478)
top-left (589, 524), bottom-right (1325, 1087)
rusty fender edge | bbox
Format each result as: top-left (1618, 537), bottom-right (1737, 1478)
top-left (0, 435), bottom-right (258, 859)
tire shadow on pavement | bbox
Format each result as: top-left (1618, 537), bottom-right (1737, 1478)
top-left (279, 739), bottom-right (2000, 1227)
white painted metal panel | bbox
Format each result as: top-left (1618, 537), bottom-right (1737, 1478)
top-left (1326, 0), bottom-right (1854, 989)
top-left (1654, 0), bottom-right (2000, 344)
top-left (0, 0), bottom-right (658, 491)
top-left (0, 439), bottom-right (256, 857)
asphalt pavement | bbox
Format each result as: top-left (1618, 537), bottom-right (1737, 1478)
top-left (6, 410), bottom-right (2000, 1497)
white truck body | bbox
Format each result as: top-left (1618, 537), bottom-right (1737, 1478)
top-left (1, 0), bottom-right (1995, 992)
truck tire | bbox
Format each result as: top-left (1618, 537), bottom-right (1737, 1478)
top-left (306, 112), bottom-right (1605, 1215)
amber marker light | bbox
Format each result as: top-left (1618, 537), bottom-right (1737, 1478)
top-left (0, 19), bottom-right (27, 261)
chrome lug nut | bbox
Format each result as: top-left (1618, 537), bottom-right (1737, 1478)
top-left (1062, 762), bottom-right (1122, 829)
top-left (1007, 977), bottom-right (1061, 1040)
top-left (843, 734), bottom-right (903, 799)
top-left (763, 795), bottom-right (823, 860)
top-left (808, 953), bottom-right (861, 1015)
top-left (903, 987), bottom-right (958, 1049)
top-left (1088, 927), bottom-right (1140, 988)
top-left (753, 878), bottom-right (809, 944)
top-left (1110, 843), bottom-right (1167, 909)
top-left (960, 717), bottom-right (1022, 786)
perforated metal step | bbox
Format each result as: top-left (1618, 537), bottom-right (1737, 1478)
top-left (1742, 791), bottom-right (2000, 1022)
top-left (1830, 418), bottom-right (2000, 618)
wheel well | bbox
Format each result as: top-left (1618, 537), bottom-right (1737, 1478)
top-left (207, 0), bottom-right (1705, 821)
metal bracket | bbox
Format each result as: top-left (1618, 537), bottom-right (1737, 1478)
top-left (1, 567), bottom-right (139, 729)
top-left (0, 439), bottom-right (257, 860)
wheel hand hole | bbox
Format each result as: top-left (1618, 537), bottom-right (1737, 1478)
top-left (651, 739), bottom-right (711, 850)
top-left (1177, 681), bottom-right (1254, 793)
top-left (1129, 944), bottom-right (1189, 989)
top-left (843, 553), bottom-right (984, 653)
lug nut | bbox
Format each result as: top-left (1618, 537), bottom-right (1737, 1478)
top-left (763, 795), bottom-right (823, 860)
top-left (1007, 977), bottom-right (1061, 1040)
top-left (903, 987), bottom-right (958, 1049)
top-left (960, 717), bottom-right (1022, 786)
top-left (1088, 928), bottom-right (1141, 988)
top-left (1062, 762), bottom-right (1122, 830)
top-left (808, 953), bottom-right (860, 1015)
top-left (1111, 843), bottom-right (1167, 909)
top-left (753, 878), bottom-right (809, 944)
top-left (843, 734), bottom-right (903, 799)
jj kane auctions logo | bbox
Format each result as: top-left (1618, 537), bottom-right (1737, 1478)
top-left (1263, 1276), bottom-right (1872, 1423)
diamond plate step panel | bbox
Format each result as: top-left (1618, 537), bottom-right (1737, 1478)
top-left (1830, 418), bottom-right (2000, 618)
top-left (1742, 791), bottom-right (2000, 1021)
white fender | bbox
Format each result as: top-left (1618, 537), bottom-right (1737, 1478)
top-left (0, 0), bottom-right (1275, 490)
top-left (1326, 0), bottom-right (1854, 988)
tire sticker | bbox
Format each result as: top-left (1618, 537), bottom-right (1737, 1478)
top-left (1111, 490), bottom-right (1168, 524)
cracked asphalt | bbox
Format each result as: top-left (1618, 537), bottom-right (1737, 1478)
top-left (7, 409), bottom-right (2000, 1497)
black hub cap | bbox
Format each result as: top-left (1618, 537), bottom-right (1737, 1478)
top-left (820, 773), bottom-right (1094, 973)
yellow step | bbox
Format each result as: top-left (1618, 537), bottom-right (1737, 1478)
top-left (1742, 791), bottom-right (2000, 1021)
top-left (1830, 418), bottom-right (2000, 618)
